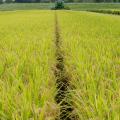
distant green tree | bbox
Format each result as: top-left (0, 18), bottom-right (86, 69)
top-left (55, 0), bottom-right (64, 9)
top-left (65, 0), bottom-right (73, 2)
top-left (0, 0), bottom-right (3, 3)
top-left (36, 0), bottom-right (41, 2)
top-left (5, 0), bottom-right (14, 3)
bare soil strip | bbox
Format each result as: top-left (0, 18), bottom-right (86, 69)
top-left (54, 11), bottom-right (76, 120)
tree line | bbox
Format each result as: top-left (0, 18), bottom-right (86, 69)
top-left (0, 0), bottom-right (120, 4)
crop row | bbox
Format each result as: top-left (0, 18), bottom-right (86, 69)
top-left (0, 10), bottom-right (120, 120)
top-left (88, 9), bottom-right (120, 15)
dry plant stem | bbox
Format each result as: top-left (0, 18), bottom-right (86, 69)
top-left (54, 11), bottom-right (75, 120)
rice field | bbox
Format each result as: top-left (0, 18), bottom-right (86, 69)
top-left (0, 10), bottom-right (58, 119)
top-left (0, 9), bottom-right (120, 120)
top-left (58, 11), bottom-right (120, 119)
top-left (0, 3), bottom-right (120, 11)
top-left (67, 3), bottom-right (120, 11)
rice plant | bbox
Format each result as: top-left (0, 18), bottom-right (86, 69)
top-left (0, 10), bottom-right (58, 120)
top-left (58, 10), bottom-right (120, 119)
top-left (0, 8), bottom-right (120, 120)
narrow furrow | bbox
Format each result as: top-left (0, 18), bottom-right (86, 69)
top-left (54, 11), bottom-right (76, 120)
